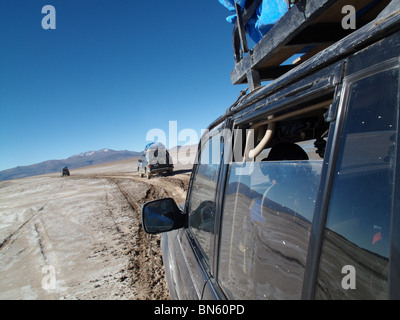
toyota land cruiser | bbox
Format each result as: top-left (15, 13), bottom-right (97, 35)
top-left (138, 142), bottom-right (174, 179)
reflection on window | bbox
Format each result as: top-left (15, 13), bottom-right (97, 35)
top-left (188, 131), bottom-right (223, 262)
top-left (315, 67), bottom-right (399, 299)
top-left (219, 141), bottom-right (322, 299)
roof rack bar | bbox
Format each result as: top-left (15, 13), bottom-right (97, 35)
top-left (233, 0), bottom-right (262, 63)
top-left (247, 69), bottom-right (262, 91)
top-left (235, 2), bottom-right (249, 55)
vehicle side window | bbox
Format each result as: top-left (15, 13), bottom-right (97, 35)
top-left (315, 67), bottom-right (399, 299)
top-left (188, 130), bottom-right (223, 263)
top-left (219, 136), bottom-right (325, 299)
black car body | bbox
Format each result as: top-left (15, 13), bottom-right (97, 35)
top-left (138, 142), bottom-right (174, 179)
top-left (142, 0), bottom-right (400, 299)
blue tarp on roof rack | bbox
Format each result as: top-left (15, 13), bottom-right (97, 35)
top-left (144, 142), bottom-right (167, 151)
top-left (218, 0), bottom-right (288, 43)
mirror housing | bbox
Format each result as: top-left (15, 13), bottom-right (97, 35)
top-left (141, 198), bottom-right (185, 234)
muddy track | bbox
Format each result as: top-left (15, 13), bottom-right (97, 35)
top-left (0, 169), bottom-right (190, 299)
top-left (113, 175), bottom-right (189, 299)
top-left (113, 180), bottom-right (168, 299)
top-left (70, 173), bottom-right (189, 204)
top-left (72, 172), bottom-right (190, 299)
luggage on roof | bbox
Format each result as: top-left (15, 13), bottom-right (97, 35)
top-left (219, 0), bottom-right (289, 43)
top-left (219, 0), bottom-right (393, 90)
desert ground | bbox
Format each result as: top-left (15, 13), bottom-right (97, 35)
top-left (0, 158), bottom-right (192, 300)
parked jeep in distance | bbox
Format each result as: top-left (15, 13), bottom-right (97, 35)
top-left (138, 142), bottom-right (174, 179)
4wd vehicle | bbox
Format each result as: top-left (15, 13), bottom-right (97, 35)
top-left (61, 166), bottom-right (70, 177)
top-left (138, 142), bottom-right (174, 179)
top-left (142, 0), bottom-right (400, 299)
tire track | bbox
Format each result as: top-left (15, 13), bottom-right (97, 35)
top-left (111, 179), bottom-right (171, 299)
top-left (103, 173), bottom-right (189, 299)
top-left (0, 205), bottom-right (45, 251)
top-left (33, 219), bottom-right (54, 265)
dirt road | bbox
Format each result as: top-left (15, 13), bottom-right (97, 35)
top-left (0, 159), bottom-right (191, 300)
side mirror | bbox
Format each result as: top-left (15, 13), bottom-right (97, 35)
top-left (141, 198), bottom-right (185, 234)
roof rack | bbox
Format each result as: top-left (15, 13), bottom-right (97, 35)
top-left (231, 0), bottom-right (391, 90)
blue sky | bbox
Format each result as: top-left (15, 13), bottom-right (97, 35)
top-left (0, 0), bottom-right (248, 171)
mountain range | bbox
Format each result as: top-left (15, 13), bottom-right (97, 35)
top-left (0, 148), bottom-right (142, 181)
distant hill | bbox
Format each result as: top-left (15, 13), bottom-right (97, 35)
top-left (0, 148), bottom-right (142, 181)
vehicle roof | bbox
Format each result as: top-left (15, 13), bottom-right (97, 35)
top-left (208, 1), bottom-right (400, 130)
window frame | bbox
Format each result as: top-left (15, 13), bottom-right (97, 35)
top-left (321, 62), bottom-right (398, 298)
top-left (184, 120), bottom-right (229, 278)
top-left (211, 63), bottom-right (345, 300)
top-left (303, 57), bottom-right (400, 299)
top-left (300, 28), bottom-right (400, 298)
top-left (215, 98), bottom-right (338, 299)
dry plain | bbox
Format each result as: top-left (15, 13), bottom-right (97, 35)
top-left (0, 158), bottom-right (192, 300)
